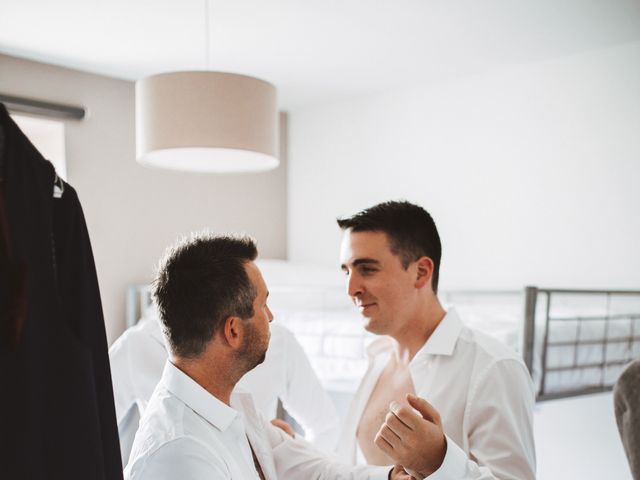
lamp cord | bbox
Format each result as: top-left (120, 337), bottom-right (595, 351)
top-left (204, 0), bottom-right (211, 70)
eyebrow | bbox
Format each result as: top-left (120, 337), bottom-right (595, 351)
top-left (341, 258), bottom-right (381, 270)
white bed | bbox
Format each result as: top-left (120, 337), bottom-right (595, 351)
top-left (127, 260), bottom-right (640, 402)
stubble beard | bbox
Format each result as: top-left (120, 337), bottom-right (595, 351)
top-left (236, 322), bottom-right (269, 374)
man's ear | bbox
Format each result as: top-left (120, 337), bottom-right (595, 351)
top-left (414, 256), bottom-right (434, 290)
top-left (221, 315), bottom-right (243, 348)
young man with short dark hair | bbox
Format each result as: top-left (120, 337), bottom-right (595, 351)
top-left (336, 201), bottom-right (536, 479)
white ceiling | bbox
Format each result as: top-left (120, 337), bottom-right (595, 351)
top-left (1, 0), bottom-right (640, 109)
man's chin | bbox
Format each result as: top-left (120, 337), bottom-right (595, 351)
top-left (362, 317), bottom-right (378, 333)
top-left (362, 316), bottom-right (390, 336)
top-left (238, 347), bottom-right (268, 375)
top-left (249, 350), bottom-right (268, 370)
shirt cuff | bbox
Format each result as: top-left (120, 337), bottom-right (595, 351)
top-left (369, 465), bottom-right (393, 480)
top-left (425, 435), bottom-right (468, 480)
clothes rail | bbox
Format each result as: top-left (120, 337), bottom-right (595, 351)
top-left (0, 94), bottom-right (85, 120)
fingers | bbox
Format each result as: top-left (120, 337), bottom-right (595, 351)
top-left (389, 401), bottom-right (419, 430)
top-left (270, 418), bottom-right (294, 437)
top-left (389, 465), bottom-right (417, 480)
top-left (374, 429), bottom-right (395, 456)
top-left (377, 405), bottom-right (416, 451)
top-left (384, 409), bottom-right (413, 439)
top-left (407, 393), bottom-right (442, 426)
top-left (379, 396), bottom-right (446, 477)
top-left (379, 422), bottom-right (402, 448)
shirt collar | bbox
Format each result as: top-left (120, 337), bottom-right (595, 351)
top-left (412, 308), bottom-right (463, 359)
top-left (365, 308), bottom-right (464, 360)
top-left (161, 360), bottom-right (239, 432)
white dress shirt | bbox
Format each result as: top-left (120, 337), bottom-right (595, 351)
top-left (336, 309), bottom-right (536, 480)
top-left (124, 361), bottom-right (389, 480)
top-left (109, 315), bottom-right (339, 465)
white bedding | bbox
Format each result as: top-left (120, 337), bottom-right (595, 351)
top-left (259, 260), bottom-right (640, 398)
top-left (132, 260), bottom-right (640, 399)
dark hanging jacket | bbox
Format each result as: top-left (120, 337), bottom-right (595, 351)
top-left (0, 103), bottom-right (123, 479)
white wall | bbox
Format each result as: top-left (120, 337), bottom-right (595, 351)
top-left (1, 54), bottom-right (288, 343)
top-left (289, 41), bottom-right (640, 291)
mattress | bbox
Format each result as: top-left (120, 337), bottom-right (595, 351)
top-left (272, 288), bottom-right (640, 398)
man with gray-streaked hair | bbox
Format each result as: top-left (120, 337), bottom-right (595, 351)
top-left (124, 233), bottom-right (396, 480)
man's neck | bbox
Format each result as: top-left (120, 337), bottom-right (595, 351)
top-left (172, 356), bottom-right (236, 406)
top-left (390, 299), bottom-right (447, 364)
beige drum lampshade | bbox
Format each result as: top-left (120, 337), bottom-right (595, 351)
top-left (135, 71), bottom-right (279, 173)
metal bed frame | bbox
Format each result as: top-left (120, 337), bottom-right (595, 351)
top-left (523, 286), bottom-right (640, 401)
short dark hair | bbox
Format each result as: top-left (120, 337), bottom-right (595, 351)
top-left (337, 201), bottom-right (442, 293)
top-left (153, 234), bottom-right (258, 358)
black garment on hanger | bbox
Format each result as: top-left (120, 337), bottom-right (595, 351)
top-left (0, 103), bottom-right (122, 479)
top-left (0, 118), bottom-right (27, 350)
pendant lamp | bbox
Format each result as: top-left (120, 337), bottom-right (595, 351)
top-left (135, 1), bottom-right (278, 173)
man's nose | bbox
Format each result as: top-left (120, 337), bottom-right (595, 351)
top-left (346, 272), bottom-right (363, 298)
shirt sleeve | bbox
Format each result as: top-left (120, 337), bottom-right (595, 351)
top-left (279, 327), bottom-right (340, 452)
top-left (427, 359), bottom-right (536, 480)
top-left (125, 438), bottom-right (230, 480)
top-left (266, 419), bottom-right (390, 480)
top-left (109, 337), bottom-right (139, 465)
top-left (108, 337), bottom-right (134, 425)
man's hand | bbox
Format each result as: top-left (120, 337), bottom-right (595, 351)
top-left (375, 394), bottom-right (447, 478)
top-left (270, 418), bottom-right (295, 438)
top-left (388, 465), bottom-right (418, 479)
